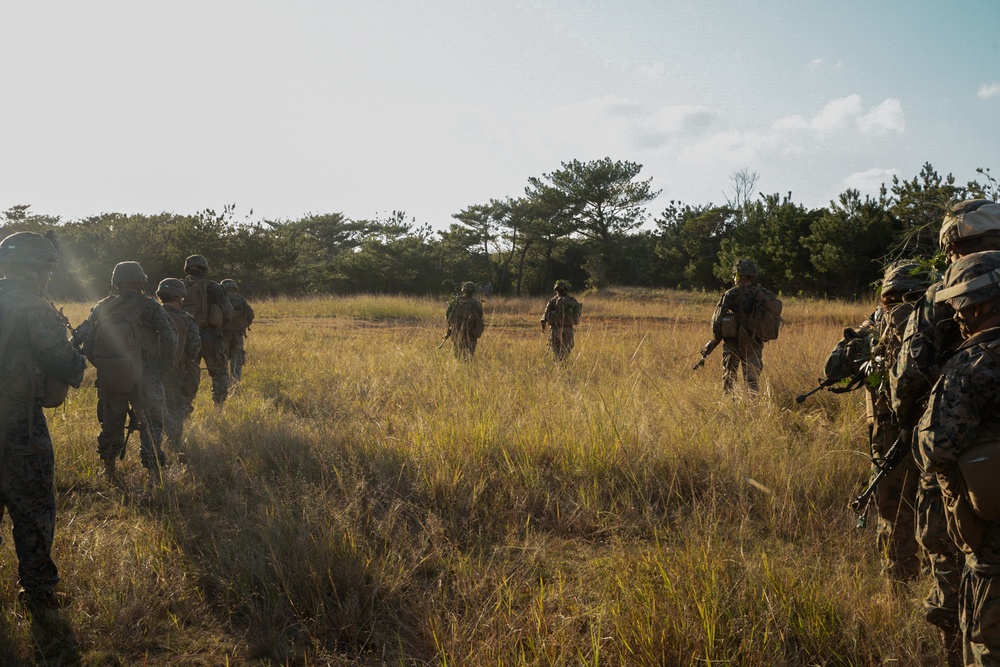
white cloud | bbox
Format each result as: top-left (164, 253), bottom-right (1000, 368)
top-left (841, 168), bottom-right (898, 194)
top-left (677, 130), bottom-right (777, 168)
top-left (977, 81), bottom-right (1000, 99)
top-left (807, 58), bottom-right (824, 71)
top-left (773, 95), bottom-right (904, 136)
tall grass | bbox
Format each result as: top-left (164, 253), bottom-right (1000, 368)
top-left (0, 291), bottom-right (938, 665)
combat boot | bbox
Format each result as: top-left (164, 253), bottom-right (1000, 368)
top-left (102, 456), bottom-right (116, 479)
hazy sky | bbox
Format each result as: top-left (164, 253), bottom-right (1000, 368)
top-left (2, 0), bottom-right (998, 229)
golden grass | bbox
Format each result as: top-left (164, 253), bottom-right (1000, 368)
top-left (0, 290), bottom-right (940, 665)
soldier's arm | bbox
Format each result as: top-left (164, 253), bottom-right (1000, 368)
top-left (28, 305), bottom-right (86, 388)
top-left (148, 302), bottom-right (179, 370)
top-left (186, 318), bottom-right (202, 359)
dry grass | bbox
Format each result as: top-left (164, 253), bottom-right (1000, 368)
top-left (0, 290), bottom-right (938, 666)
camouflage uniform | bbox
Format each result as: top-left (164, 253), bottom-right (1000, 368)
top-left (182, 259), bottom-right (233, 404)
top-left (85, 290), bottom-right (177, 471)
top-left (712, 283), bottom-right (766, 393)
top-left (861, 301), bottom-right (921, 581)
top-left (918, 326), bottom-right (1000, 666)
top-left (445, 287), bottom-right (484, 360)
top-left (916, 243), bottom-right (1000, 666)
top-left (221, 282), bottom-right (253, 384)
top-left (541, 287), bottom-right (581, 362)
top-left (0, 235), bottom-right (86, 605)
top-left (161, 302), bottom-right (200, 447)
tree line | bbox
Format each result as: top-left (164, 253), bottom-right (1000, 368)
top-left (4, 159), bottom-right (998, 301)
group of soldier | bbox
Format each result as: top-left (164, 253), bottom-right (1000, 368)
top-left (0, 236), bottom-right (253, 611)
top-left (444, 279), bottom-right (583, 361)
top-left (708, 199), bottom-right (1000, 666)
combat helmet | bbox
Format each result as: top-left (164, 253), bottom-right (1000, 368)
top-left (221, 278), bottom-right (238, 290)
top-left (938, 199), bottom-right (1000, 253)
top-left (733, 259), bottom-right (759, 282)
top-left (936, 250), bottom-right (1000, 310)
top-left (0, 231), bottom-right (59, 269)
top-left (460, 281), bottom-right (475, 295)
top-left (184, 254), bottom-right (210, 273)
top-left (554, 280), bottom-right (571, 293)
top-left (156, 277), bottom-right (187, 300)
top-left (880, 261), bottom-right (930, 300)
top-left (111, 261), bottom-right (147, 286)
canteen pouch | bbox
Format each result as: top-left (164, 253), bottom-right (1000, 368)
top-left (719, 313), bottom-right (738, 339)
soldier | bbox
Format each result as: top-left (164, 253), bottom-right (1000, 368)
top-left (541, 280), bottom-right (582, 361)
top-left (892, 199), bottom-right (1000, 666)
top-left (708, 259), bottom-right (780, 393)
top-left (82, 262), bottom-right (177, 482)
top-left (221, 278), bottom-right (254, 384)
top-left (155, 279), bottom-right (201, 448)
top-left (0, 232), bottom-right (86, 610)
top-left (181, 255), bottom-right (233, 405)
top-left (445, 282), bottom-right (485, 360)
top-left (856, 262), bottom-right (929, 581)
top-left (917, 248), bottom-right (1000, 666)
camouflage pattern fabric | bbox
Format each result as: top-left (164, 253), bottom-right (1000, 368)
top-left (446, 295), bottom-right (484, 360)
top-left (159, 303), bottom-right (200, 447)
top-left (918, 327), bottom-right (1000, 662)
top-left (201, 330), bottom-right (229, 403)
top-left (712, 283), bottom-right (768, 393)
top-left (224, 330), bottom-right (246, 383)
top-left (893, 281), bottom-right (965, 642)
top-left (542, 295), bottom-right (575, 361)
top-left (0, 276), bottom-right (85, 601)
top-left (85, 291), bottom-right (177, 469)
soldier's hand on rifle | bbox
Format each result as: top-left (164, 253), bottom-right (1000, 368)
top-left (540, 318), bottom-right (547, 331)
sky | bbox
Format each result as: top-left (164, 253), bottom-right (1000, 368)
top-left (1, 0), bottom-right (998, 230)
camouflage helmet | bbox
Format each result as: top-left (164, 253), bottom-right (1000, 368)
top-left (221, 278), bottom-right (238, 290)
top-left (0, 231), bottom-right (59, 269)
top-left (111, 261), bottom-right (147, 286)
top-left (880, 261), bottom-right (931, 298)
top-left (939, 199), bottom-right (1000, 250)
top-left (460, 281), bottom-right (475, 294)
top-left (936, 250), bottom-right (1000, 310)
top-left (155, 277), bottom-right (187, 300)
top-left (184, 254), bottom-right (210, 273)
top-left (554, 280), bottom-right (571, 293)
top-left (734, 259), bottom-right (759, 278)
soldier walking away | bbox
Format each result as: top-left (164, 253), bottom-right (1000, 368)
top-left (181, 255), bottom-right (233, 405)
top-left (155, 278), bottom-right (201, 449)
top-left (708, 259), bottom-right (782, 394)
top-left (0, 232), bottom-right (86, 610)
top-left (891, 199), bottom-right (1000, 667)
top-left (541, 280), bottom-right (582, 361)
top-left (81, 262), bottom-right (177, 483)
top-left (445, 282), bottom-right (485, 360)
top-left (221, 278), bottom-right (254, 384)
top-left (917, 248), bottom-right (1000, 666)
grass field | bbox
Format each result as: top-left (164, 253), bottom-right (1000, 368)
top-left (0, 289), bottom-right (941, 666)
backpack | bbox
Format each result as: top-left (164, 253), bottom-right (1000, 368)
top-left (548, 295), bottom-right (582, 327)
top-left (448, 296), bottom-right (484, 338)
top-left (183, 277), bottom-right (223, 329)
top-left (87, 295), bottom-right (145, 393)
top-left (224, 293), bottom-right (253, 331)
top-left (745, 287), bottom-right (783, 342)
top-left (164, 307), bottom-right (189, 368)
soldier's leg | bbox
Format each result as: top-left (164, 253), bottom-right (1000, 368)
top-left (135, 374), bottom-right (167, 469)
top-left (873, 457), bottom-right (921, 580)
top-left (721, 340), bottom-right (740, 393)
top-left (1, 440), bottom-right (59, 600)
top-left (201, 331), bottom-right (230, 405)
top-left (162, 375), bottom-right (184, 447)
top-left (97, 391), bottom-right (129, 465)
top-left (743, 342), bottom-right (763, 393)
top-left (562, 327), bottom-right (574, 359)
top-left (918, 478), bottom-right (964, 665)
top-left (229, 332), bottom-right (245, 382)
top-left (549, 326), bottom-right (563, 360)
top-left (961, 568), bottom-right (1000, 666)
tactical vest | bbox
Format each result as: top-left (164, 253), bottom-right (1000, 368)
top-left (183, 277), bottom-right (223, 329)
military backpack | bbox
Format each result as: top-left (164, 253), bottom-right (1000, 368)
top-left (745, 287), bottom-right (783, 342)
top-left (448, 296), bottom-right (485, 337)
top-left (86, 295), bottom-right (150, 394)
top-left (547, 295), bottom-right (582, 327)
top-left (183, 277), bottom-right (223, 329)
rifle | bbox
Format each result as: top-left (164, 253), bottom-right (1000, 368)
top-left (692, 338), bottom-right (720, 371)
top-left (795, 369), bottom-right (867, 404)
top-left (851, 429), bottom-right (911, 527)
top-left (436, 328), bottom-right (452, 350)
